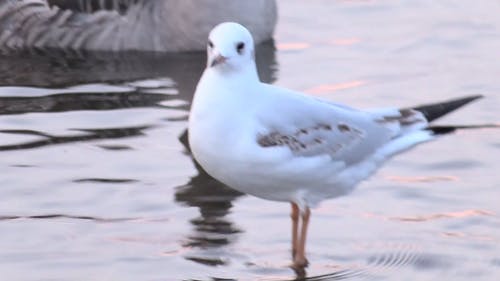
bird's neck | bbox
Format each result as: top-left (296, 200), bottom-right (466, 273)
top-left (207, 62), bottom-right (260, 86)
top-left (239, 63), bottom-right (260, 83)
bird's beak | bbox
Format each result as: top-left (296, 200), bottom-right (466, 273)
top-left (210, 54), bottom-right (227, 67)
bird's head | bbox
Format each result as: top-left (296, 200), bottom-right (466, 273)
top-left (206, 22), bottom-right (256, 72)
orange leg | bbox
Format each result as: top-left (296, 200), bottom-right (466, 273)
top-left (293, 207), bottom-right (310, 268)
top-left (291, 203), bottom-right (300, 258)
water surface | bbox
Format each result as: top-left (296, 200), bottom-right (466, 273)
top-left (1, 0), bottom-right (500, 280)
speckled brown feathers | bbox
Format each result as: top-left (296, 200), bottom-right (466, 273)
top-left (257, 122), bottom-right (364, 158)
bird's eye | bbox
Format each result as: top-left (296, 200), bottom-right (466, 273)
top-left (236, 42), bottom-right (245, 54)
top-left (208, 40), bottom-right (214, 48)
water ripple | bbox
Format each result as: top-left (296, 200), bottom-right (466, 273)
top-left (0, 214), bottom-right (134, 222)
top-left (0, 126), bottom-right (150, 151)
top-left (390, 209), bottom-right (495, 223)
top-left (303, 269), bottom-right (366, 280)
top-left (73, 178), bottom-right (138, 184)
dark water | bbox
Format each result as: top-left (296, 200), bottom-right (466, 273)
top-left (1, 0), bottom-right (500, 280)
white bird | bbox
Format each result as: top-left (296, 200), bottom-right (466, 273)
top-left (188, 22), bottom-right (482, 268)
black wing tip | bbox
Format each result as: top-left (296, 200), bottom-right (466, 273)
top-left (426, 123), bottom-right (500, 135)
top-left (456, 94), bottom-right (484, 104)
top-left (426, 126), bottom-right (458, 135)
top-left (411, 94), bottom-right (484, 123)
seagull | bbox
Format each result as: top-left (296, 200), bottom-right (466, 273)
top-left (188, 22), bottom-right (483, 268)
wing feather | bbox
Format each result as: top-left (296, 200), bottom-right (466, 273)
top-left (255, 86), bottom-right (428, 165)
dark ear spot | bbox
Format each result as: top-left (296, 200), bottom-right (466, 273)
top-left (236, 42), bottom-right (245, 54)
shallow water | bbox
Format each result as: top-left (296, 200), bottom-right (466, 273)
top-left (1, 0), bottom-right (500, 280)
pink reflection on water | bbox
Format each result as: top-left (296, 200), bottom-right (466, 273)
top-left (305, 80), bottom-right (367, 95)
top-left (330, 38), bottom-right (361, 46)
top-left (384, 175), bottom-right (460, 183)
top-left (391, 209), bottom-right (495, 222)
top-left (276, 42), bottom-right (311, 51)
top-left (440, 231), bottom-right (496, 242)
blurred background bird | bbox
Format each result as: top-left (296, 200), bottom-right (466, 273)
top-left (0, 0), bottom-right (277, 52)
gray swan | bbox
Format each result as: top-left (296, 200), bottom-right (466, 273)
top-left (0, 0), bottom-right (277, 52)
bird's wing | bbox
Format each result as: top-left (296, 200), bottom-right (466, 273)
top-left (255, 85), bottom-right (428, 165)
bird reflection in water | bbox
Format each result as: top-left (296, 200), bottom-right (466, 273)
top-left (175, 130), bottom-right (243, 266)
top-left (0, 49), bottom-right (204, 150)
